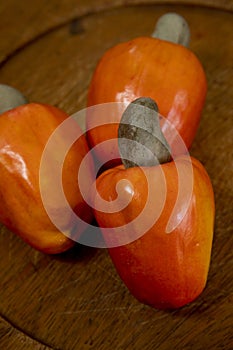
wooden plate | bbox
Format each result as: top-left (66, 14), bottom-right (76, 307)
top-left (0, 2), bottom-right (232, 349)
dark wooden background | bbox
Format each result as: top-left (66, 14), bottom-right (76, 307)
top-left (0, 0), bottom-right (232, 349)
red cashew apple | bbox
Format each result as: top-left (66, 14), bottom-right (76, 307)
top-left (0, 103), bottom-right (94, 254)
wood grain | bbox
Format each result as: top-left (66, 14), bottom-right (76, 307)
top-left (0, 315), bottom-right (50, 349)
top-left (0, 1), bottom-right (232, 349)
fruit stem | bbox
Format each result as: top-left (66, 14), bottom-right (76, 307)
top-left (118, 97), bottom-right (171, 168)
top-left (151, 13), bottom-right (190, 47)
top-left (0, 84), bottom-right (28, 114)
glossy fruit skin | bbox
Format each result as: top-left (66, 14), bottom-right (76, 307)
top-left (0, 103), bottom-right (94, 254)
top-left (93, 156), bottom-right (215, 309)
top-left (87, 37), bottom-right (207, 163)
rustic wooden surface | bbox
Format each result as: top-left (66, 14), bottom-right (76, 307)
top-left (0, 0), bottom-right (232, 349)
